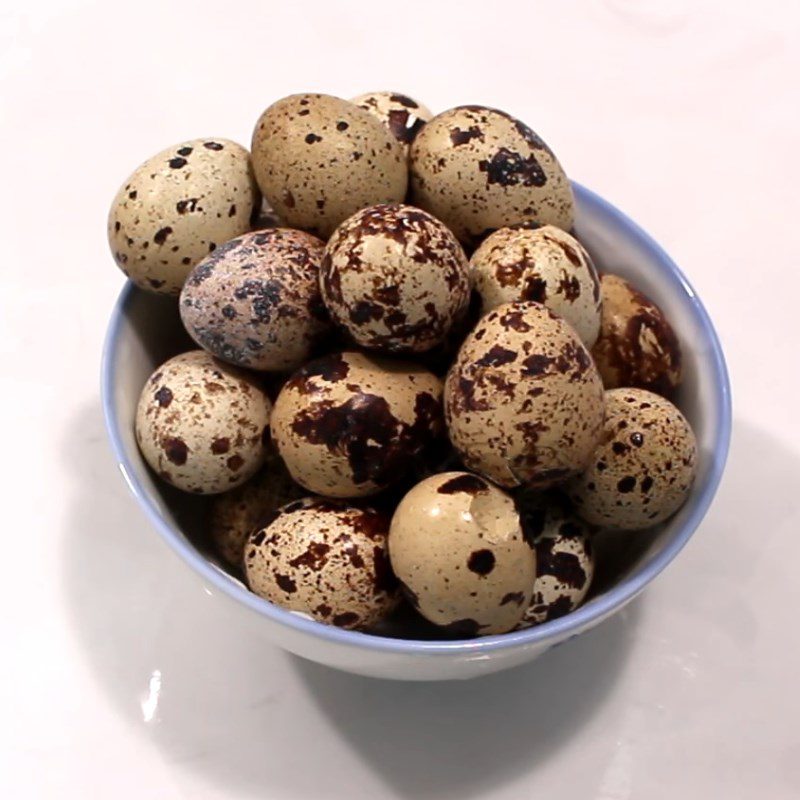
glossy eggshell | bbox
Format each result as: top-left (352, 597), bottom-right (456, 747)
top-left (135, 351), bottom-right (271, 494)
top-left (321, 204), bottom-right (470, 353)
top-left (591, 274), bottom-right (682, 397)
top-left (470, 225), bottom-right (602, 347)
top-left (251, 93), bottom-right (407, 238)
top-left (271, 351), bottom-right (443, 497)
top-left (388, 471), bottom-right (536, 636)
top-left (409, 106), bottom-right (574, 246)
top-left (566, 388), bottom-right (697, 530)
top-left (180, 228), bottom-right (330, 372)
top-left (108, 138), bottom-right (259, 294)
top-left (444, 302), bottom-right (605, 489)
top-left (350, 91), bottom-right (432, 152)
top-left (209, 449), bottom-right (304, 567)
top-left (244, 498), bottom-right (399, 630)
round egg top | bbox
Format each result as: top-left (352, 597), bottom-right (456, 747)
top-left (135, 350), bottom-right (271, 494)
top-left (244, 497), bottom-right (399, 630)
top-left (515, 493), bottom-right (594, 627)
top-left (350, 91), bottom-right (432, 152)
top-left (271, 351), bottom-right (443, 497)
top-left (566, 388), bottom-right (697, 530)
top-left (210, 447), bottom-right (304, 567)
top-left (251, 93), bottom-right (407, 238)
top-left (389, 471), bottom-right (536, 636)
top-left (591, 273), bottom-right (682, 397)
top-left (108, 138), bottom-right (259, 295)
top-left (444, 301), bottom-right (605, 489)
top-left (180, 228), bottom-right (330, 372)
top-left (409, 106), bottom-right (574, 246)
top-left (470, 225), bottom-right (602, 348)
top-left (321, 204), bottom-right (470, 353)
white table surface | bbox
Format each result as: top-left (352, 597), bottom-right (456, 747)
top-left (2, 0), bottom-right (799, 797)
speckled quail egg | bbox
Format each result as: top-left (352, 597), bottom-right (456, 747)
top-left (566, 388), bottom-right (697, 530)
top-left (180, 228), bottom-right (330, 372)
top-left (320, 204), bottom-right (470, 353)
top-left (591, 274), bottom-right (682, 397)
top-left (409, 106), bottom-right (574, 246)
top-left (444, 301), bottom-right (605, 489)
top-left (350, 91), bottom-right (432, 153)
top-left (470, 225), bottom-right (602, 347)
top-left (244, 497), bottom-right (399, 629)
top-left (271, 351), bottom-right (443, 497)
top-left (135, 350), bottom-right (271, 494)
top-left (251, 93), bottom-right (407, 238)
top-left (389, 471), bottom-right (536, 636)
top-left (210, 448), bottom-right (303, 567)
top-left (108, 138), bottom-right (259, 294)
top-left (515, 494), bottom-right (594, 627)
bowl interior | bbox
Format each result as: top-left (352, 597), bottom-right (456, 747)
top-left (102, 183), bottom-right (731, 650)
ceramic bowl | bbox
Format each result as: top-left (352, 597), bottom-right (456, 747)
top-left (101, 183), bottom-right (731, 681)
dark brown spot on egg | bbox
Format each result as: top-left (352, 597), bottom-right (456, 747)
top-left (332, 611), bottom-right (359, 627)
top-left (154, 386), bottom-right (173, 407)
top-left (521, 353), bottom-right (555, 376)
top-left (450, 125), bottom-right (482, 146)
top-left (336, 120), bottom-right (349, 131)
top-left (500, 591), bottom-right (525, 606)
top-left (154, 227), bottom-right (173, 245)
top-left (274, 572), bottom-right (297, 593)
top-left (177, 146), bottom-right (193, 157)
top-left (305, 133), bottom-right (322, 144)
top-left (479, 148), bottom-right (547, 188)
top-left (289, 541), bottom-right (331, 571)
top-left (162, 437), bottom-right (188, 465)
top-left (203, 141), bottom-right (224, 150)
top-left (128, 190), bottom-right (137, 200)
top-left (168, 157), bottom-right (187, 169)
top-left (641, 475), bottom-right (654, 493)
top-left (227, 455), bottom-right (245, 471)
top-left (617, 476), bottom-right (636, 493)
top-left (437, 473), bottom-right (487, 495)
top-left (467, 549), bottom-right (495, 575)
top-left (211, 437), bottom-right (230, 454)
top-left (474, 345), bottom-right (517, 368)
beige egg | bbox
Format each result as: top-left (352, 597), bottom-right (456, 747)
top-left (566, 388), bottom-right (697, 530)
top-left (350, 91), bottom-right (432, 152)
top-left (444, 301), bottom-right (605, 489)
top-left (180, 228), bottom-right (330, 372)
top-left (108, 138), bottom-right (259, 295)
top-left (470, 225), bottom-right (602, 347)
top-left (135, 350), bottom-right (271, 494)
top-left (321, 204), bottom-right (470, 353)
top-left (389, 471), bottom-right (536, 636)
top-left (409, 106), bottom-right (574, 246)
top-left (271, 351), bottom-right (443, 497)
top-left (515, 493), bottom-right (595, 627)
top-left (244, 497), bottom-right (399, 630)
top-left (251, 93), bottom-right (407, 238)
top-left (210, 449), bottom-right (303, 567)
top-left (591, 274), bottom-right (682, 397)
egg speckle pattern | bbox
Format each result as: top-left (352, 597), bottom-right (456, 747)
top-left (180, 228), bottom-right (330, 372)
top-left (251, 93), bottom-right (407, 238)
top-left (444, 301), bottom-right (605, 489)
top-left (271, 351), bottom-right (443, 497)
top-left (591, 274), bottom-right (682, 397)
top-left (389, 471), bottom-right (536, 636)
top-left (567, 388), bottom-right (697, 530)
top-left (108, 138), bottom-right (259, 295)
top-left (244, 498), bottom-right (399, 629)
top-left (410, 106), bottom-right (574, 245)
top-left (321, 204), bottom-right (470, 353)
top-left (135, 351), bottom-right (271, 494)
top-left (470, 225), bottom-right (602, 347)
top-left (350, 91), bottom-right (432, 152)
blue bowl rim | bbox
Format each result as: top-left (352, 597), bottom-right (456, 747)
top-left (101, 182), bottom-right (732, 657)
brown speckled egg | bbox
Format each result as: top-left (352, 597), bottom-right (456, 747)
top-left (470, 225), bottom-right (602, 347)
top-left (210, 449), bottom-right (303, 567)
top-left (251, 93), bottom-right (407, 238)
top-left (566, 388), bottom-right (697, 530)
top-left (135, 351), bottom-right (271, 494)
top-left (388, 471), bottom-right (536, 636)
top-left (409, 106), bottom-right (574, 246)
top-left (515, 494), bottom-right (594, 627)
top-left (271, 351), bottom-right (443, 497)
top-left (244, 497), bottom-right (399, 629)
top-left (180, 228), bottom-right (330, 372)
top-left (108, 139), bottom-right (259, 295)
top-left (350, 91), bottom-right (432, 153)
top-left (321, 204), bottom-right (470, 353)
top-left (591, 274), bottom-right (682, 397)
top-left (444, 301), bottom-right (605, 489)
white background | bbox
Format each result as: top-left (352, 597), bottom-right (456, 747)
top-left (2, 0), bottom-right (799, 797)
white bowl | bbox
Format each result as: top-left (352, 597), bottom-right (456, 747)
top-left (101, 183), bottom-right (731, 681)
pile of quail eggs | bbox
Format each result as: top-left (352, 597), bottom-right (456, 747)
top-left (110, 91), bottom-right (696, 638)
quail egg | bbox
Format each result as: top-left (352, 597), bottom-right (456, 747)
top-left (350, 91), bottom-right (432, 152)
top-left (108, 138), bottom-right (259, 294)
